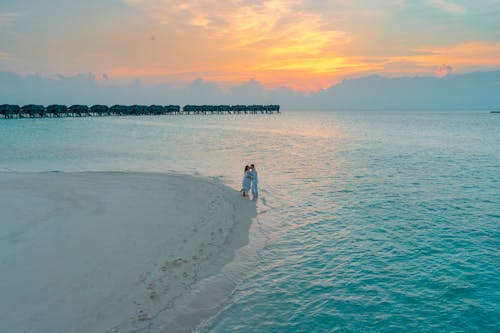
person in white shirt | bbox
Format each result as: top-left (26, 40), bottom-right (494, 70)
top-left (250, 164), bottom-right (258, 198)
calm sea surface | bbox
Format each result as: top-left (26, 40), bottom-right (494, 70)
top-left (1, 111), bottom-right (499, 332)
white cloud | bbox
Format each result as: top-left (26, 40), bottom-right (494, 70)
top-left (428, 0), bottom-right (465, 15)
top-left (388, 41), bottom-right (500, 75)
top-left (0, 12), bottom-right (19, 30)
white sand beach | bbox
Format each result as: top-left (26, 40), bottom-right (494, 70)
top-left (0, 172), bottom-right (257, 333)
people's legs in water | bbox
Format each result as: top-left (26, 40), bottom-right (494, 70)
top-left (251, 183), bottom-right (258, 198)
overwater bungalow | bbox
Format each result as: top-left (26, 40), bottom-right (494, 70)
top-left (231, 105), bottom-right (247, 113)
top-left (68, 105), bottom-right (89, 117)
top-left (166, 105), bottom-right (180, 114)
top-left (46, 104), bottom-right (67, 117)
top-left (90, 105), bottom-right (109, 116)
top-left (0, 104), bottom-right (21, 118)
top-left (148, 105), bottom-right (164, 115)
top-left (110, 105), bottom-right (128, 115)
top-left (0, 104), bottom-right (279, 119)
top-left (128, 105), bottom-right (148, 116)
top-left (22, 104), bottom-right (45, 117)
top-left (265, 105), bottom-right (280, 113)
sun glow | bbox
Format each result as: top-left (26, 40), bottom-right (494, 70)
top-left (120, 0), bottom-right (375, 90)
top-left (2, 1), bottom-right (498, 92)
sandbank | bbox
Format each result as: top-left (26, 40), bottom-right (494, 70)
top-left (0, 172), bottom-right (256, 332)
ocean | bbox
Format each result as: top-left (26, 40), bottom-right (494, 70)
top-left (1, 110), bottom-right (499, 332)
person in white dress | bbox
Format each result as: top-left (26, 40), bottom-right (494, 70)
top-left (241, 165), bottom-right (252, 196)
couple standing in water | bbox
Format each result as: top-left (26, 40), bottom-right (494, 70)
top-left (241, 164), bottom-right (258, 198)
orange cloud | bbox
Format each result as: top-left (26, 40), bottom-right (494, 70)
top-left (436, 64), bottom-right (454, 77)
top-left (116, 2), bottom-right (500, 91)
top-left (122, 0), bottom-right (370, 90)
top-left (392, 41), bottom-right (500, 69)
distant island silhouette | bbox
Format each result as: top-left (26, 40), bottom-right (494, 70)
top-left (1, 70), bottom-right (499, 111)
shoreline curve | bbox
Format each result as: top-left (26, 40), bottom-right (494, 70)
top-left (0, 171), bottom-right (257, 333)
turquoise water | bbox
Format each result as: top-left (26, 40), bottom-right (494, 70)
top-left (1, 111), bottom-right (499, 332)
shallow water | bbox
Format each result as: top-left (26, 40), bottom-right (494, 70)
top-left (1, 110), bottom-right (499, 332)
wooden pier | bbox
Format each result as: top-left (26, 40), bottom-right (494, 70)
top-left (0, 104), bottom-right (280, 119)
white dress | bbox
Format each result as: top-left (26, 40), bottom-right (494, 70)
top-left (241, 170), bottom-right (252, 193)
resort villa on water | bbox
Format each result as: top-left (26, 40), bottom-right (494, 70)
top-left (0, 104), bottom-right (280, 118)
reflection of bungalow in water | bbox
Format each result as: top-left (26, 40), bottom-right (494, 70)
top-left (22, 104), bottom-right (45, 117)
top-left (69, 105), bottom-right (89, 116)
top-left (0, 104), bottom-right (21, 118)
top-left (46, 104), bottom-right (67, 117)
top-left (90, 105), bottom-right (109, 116)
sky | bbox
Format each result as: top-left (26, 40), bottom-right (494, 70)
top-left (1, 0), bottom-right (500, 91)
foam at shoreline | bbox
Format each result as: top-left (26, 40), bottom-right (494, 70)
top-left (0, 172), bottom-right (257, 332)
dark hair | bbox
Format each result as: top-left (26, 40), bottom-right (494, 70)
top-left (250, 164), bottom-right (255, 168)
top-left (244, 165), bottom-right (249, 171)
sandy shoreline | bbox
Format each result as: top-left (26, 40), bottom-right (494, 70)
top-left (0, 171), bottom-right (257, 332)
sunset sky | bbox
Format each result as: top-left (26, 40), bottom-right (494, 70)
top-left (1, 0), bottom-right (500, 91)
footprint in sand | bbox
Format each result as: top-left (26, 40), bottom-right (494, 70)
top-left (137, 311), bottom-right (150, 321)
top-left (163, 258), bottom-right (187, 270)
top-left (149, 291), bottom-right (160, 301)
